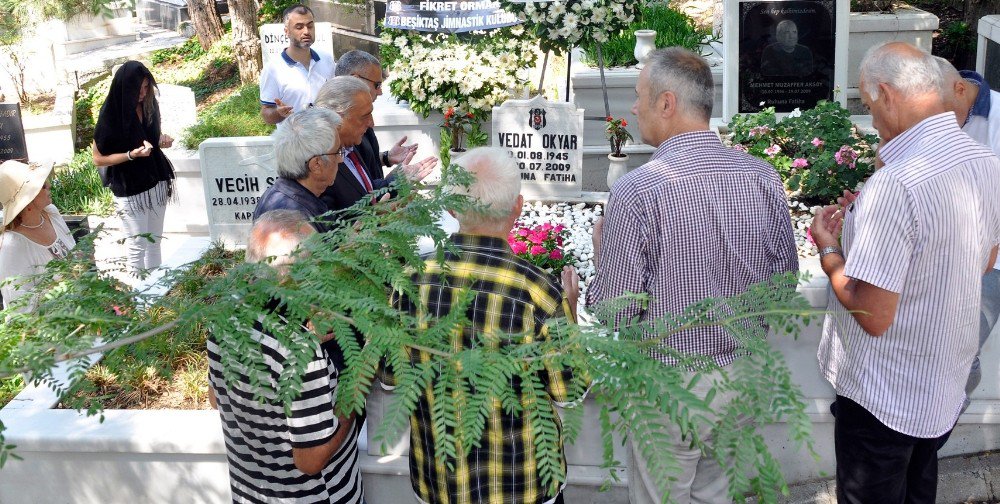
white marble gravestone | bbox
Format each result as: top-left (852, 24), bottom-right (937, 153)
top-left (156, 84), bottom-right (196, 141)
top-left (492, 95), bottom-right (584, 199)
top-left (259, 23), bottom-right (335, 65)
top-left (722, 0), bottom-right (849, 120)
top-left (199, 137), bottom-right (278, 248)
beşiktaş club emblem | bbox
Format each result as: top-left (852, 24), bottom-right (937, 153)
top-left (528, 108), bottom-right (547, 130)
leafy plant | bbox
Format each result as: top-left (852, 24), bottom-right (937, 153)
top-left (0, 165), bottom-right (817, 502)
top-left (508, 221), bottom-right (576, 272)
top-left (581, 2), bottom-right (712, 67)
top-left (728, 100), bottom-right (878, 204)
top-left (149, 36), bottom-right (207, 66)
top-left (441, 107), bottom-right (477, 152)
top-left (850, 0), bottom-right (896, 12)
top-left (605, 116), bottom-right (633, 157)
top-left (182, 84), bottom-right (274, 149)
top-left (49, 150), bottom-right (114, 217)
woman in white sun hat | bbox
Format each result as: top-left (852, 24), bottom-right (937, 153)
top-left (0, 160), bottom-right (76, 312)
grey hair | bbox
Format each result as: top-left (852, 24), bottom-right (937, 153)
top-left (860, 42), bottom-right (942, 102)
top-left (271, 107), bottom-right (342, 180)
top-left (645, 47), bottom-right (714, 121)
top-left (934, 56), bottom-right (961, 100)
top-left (335, 50), bottom-right (381, 77)
top-left (282, 4), bottom-right (314, 23)
top-left (247, 209), bottom-right (314, 266)
top-left (448, 147), bottom-right (521, 232)
top-left (314, 76), bottom-right (371, 117)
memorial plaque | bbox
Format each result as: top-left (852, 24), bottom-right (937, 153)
top-left (723, 0), bottom-right (848, 119)
top-left (260, 22), bottom-right (335, 65)
top-left (199, 137), bottom-right (278, 248)
top-left (0, 103), bottom-right (28, 162)
top-left (492, 96), bottom-right (583, 199)
top-left (985, 38), bottom-right (1000, 91)
top-left (384, 0), bottom-right (519, 33)
top-left (156, 84), bottom-right (197, 140)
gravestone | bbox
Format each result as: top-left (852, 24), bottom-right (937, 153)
top-left (384, 0), bottom-right (519, 33)
top-left (722, 0), bottom-right (849, 119)
top-left (978, 15), bottom-right (1000, 90)
top-left (199, 137), bottom-right (277, 248)
top-left (156, 84), bottom-right (196, 141)
top-left (492, 95), bottom-right (583, 199)
top-left (0, 103), bottom-right (28, 162)
top-left (260, 23), bottom-right (335, 66)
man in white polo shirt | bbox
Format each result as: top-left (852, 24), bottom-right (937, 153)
top-left (259, 4), bottom-right (336, 125)
top-left (811, 42), bottom-right (1000, 503)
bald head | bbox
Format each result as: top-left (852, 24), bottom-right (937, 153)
top-left (859, 42), bottom-right (942, 102)
top-left (935, 56), bottom-right (979, 126)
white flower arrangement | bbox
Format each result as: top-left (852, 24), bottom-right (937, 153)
top-left (501, 0), bottom-right (639, 54)
top-left (380, 26), bottom-right (538, 119)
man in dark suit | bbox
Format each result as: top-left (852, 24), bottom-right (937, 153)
top-left (314, 76), bottom-right (436, 212)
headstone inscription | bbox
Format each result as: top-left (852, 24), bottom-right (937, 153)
top-left (259, 22), bottom-right (335, 65)
top-left (0, 103), bottom-right (28, 162)
top-left (722, 0), bottom-right (849, 119)
top-left (492, 95), bottom-right (583, 199)
top-left (199, 137), bottom-right (277, 248)
top-left (384, 0), bottom-right (519, 33)
top-left (156, 84), bottom-right (197, 141)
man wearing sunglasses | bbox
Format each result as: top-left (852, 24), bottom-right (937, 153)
top-left (333, 50), bottom-right (421, 189)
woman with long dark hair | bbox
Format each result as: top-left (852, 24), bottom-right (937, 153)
top-left (92, 61), bottom-right (175, 275)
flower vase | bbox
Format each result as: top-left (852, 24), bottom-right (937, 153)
top-left (634, 30), bottom-right (657, 69)
top-left (607, 153), bottom-right (629, 189)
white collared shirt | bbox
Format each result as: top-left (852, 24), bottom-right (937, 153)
top-left (259, 48), bottom-right (335, 112)
top-left (818, 112), bottom-right (1000, 438)
top-left (342, 146), bottom-right (370, 191)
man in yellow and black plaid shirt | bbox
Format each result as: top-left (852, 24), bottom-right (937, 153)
top-left (390, 147), bottom-right (582, 504)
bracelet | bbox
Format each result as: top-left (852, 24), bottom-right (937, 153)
top-left (126, 150), bottom-right (133, 161)
top-left (819, 246), bottom-right (844, 259)
top-left (381, 150), bottom-right (390, 167)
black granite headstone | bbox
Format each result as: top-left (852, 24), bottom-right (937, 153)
top-left (737, 0), bottom-right (836, 113)
top-left (0, 103), bottom-right (28, 162)
top-left (985, 38), bottom-right (1000, 92)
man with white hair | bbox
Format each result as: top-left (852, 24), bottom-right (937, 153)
top-left (760, 19), bottom-right (814, 77)
top-left (588, 47), bottom-right (797, 504)
top-left (811, 42), bottom-right (1000, 502)
top-left (313, 76), bottom-right (435, 212)
top-left (208, 209), bottom-right (364, 503)
top-left (252, 107), bottom-right (343, 233)
top-left (388, 146), bottom-right (581, 504)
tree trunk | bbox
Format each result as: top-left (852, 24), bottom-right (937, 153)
top-left (227, 0), bottom-right (262, 85)
top-left (187, 0), bottom-right (224, 50)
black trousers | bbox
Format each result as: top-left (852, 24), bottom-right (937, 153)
top-left (833, 395), bottom-right (951, 504)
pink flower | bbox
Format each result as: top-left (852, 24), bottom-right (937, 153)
top-left (812, 137), bottom-right (824, 148)
top-left (530, 245), bottom-right (547, 256)
top-left (527, 232), bottom-right (545, 244)
top-left (540, 222), bottom-right (553, 232)
top-left (511, 241), bottom-right (528, 254)
top-left (732, 144), bottom-right (748, 152)
top-left (764, 144), bottom-right (781, 157)
top-left (549, 249), bottom-right (564, 260)
top-left (834, 145), bottom-right (858, 168)
top-left (805, 227), bottom-right (815, 246)
top-left (112, 305), bottom-right (124, 316)
top-left (553, 224), bottom-right (565, 233)
top-left (792, 158), bottom-right (809, 168)
top-left (517, 228), bottom-right (529, 237)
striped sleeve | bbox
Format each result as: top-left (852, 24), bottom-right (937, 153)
top-left (586, 186), bottom-right (650, 328)
top-left (287, 344), bottom-right (338, 449)
top-left (843, 173), bottom-right (916, 294)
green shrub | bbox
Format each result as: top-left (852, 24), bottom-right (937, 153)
top-left (581, 2), bottom-right (711, 67)
top-left (728, 100), bottom-right (879, 204)
top-left (50, 150), bottom-right (114, 216)
top-left (149, 36), bottom-right (206, 66)
top-left (182, 84), bottom-right (274, 149)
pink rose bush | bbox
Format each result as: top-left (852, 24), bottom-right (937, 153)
top-left (508, 221), bottom-right (575, 272)
top-left (727, 100), bottom-right (878, 203)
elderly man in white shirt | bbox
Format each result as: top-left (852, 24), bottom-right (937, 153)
top-left (811, 42), bottom-right (1000, 503)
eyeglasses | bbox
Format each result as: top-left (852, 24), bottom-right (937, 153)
top-left (355, 74), bottom-right (383, 90)
top-left (305, 147), bottom-right (345, 170)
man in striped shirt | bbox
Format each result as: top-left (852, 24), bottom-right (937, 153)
top-left (208, 210), bottom-right (364, 504)
top-left (811, 42), bottom-right (1000, 503)
top-left (389, 147), bottom-right (583, 504)
top-left (587, 48), bottom-right (798, 503)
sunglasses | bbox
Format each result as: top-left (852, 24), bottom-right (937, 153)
top-left (355, 75), bottom-right (383, 90)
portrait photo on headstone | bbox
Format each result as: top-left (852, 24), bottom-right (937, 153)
top-left (737, 0), bottom-right (835, 113)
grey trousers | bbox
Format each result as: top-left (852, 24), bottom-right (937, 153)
top-left (963, 268), bottom-right (1000, 413)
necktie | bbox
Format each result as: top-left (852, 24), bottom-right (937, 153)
top-left (348, 151), bottom-right (373, 193)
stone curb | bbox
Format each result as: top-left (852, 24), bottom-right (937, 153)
top-left (770, 451), bottom-right (1000, 503)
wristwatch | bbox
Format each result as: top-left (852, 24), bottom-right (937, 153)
top-left (381, 150), bottom-right (390, 167)
top-left (819, 246), bottom-right (844, 259)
